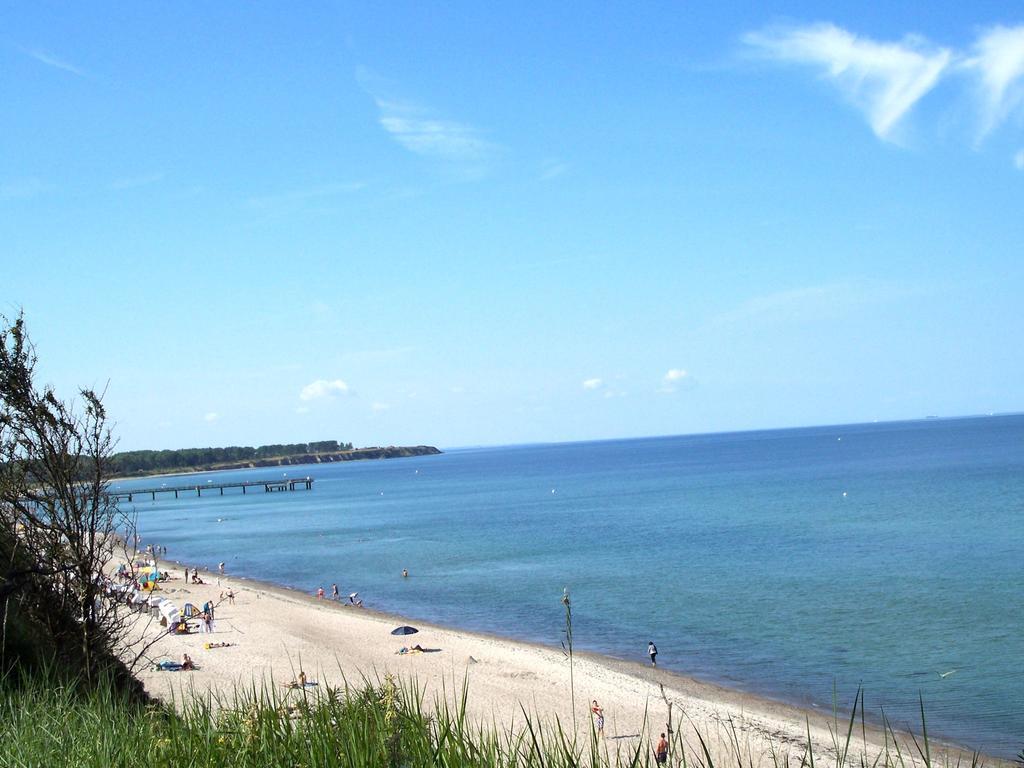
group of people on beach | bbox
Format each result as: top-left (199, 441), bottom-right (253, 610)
top-left (316, 583), bottom-right (363, 606)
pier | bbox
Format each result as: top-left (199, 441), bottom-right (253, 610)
top-left (108, 477), bottom-right (314, 502)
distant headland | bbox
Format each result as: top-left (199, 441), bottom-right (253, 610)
top-left (110, 440), bottom-right (441, 479)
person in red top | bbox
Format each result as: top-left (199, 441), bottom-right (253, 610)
top-left (655, 733), bottom-right (668, 764)
top-left (316, 586), bottom-right (325, 599)
top-left (591, 700), bottom-right (604, 737)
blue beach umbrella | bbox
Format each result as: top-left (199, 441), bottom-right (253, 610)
top-left (390, 625), bottom-right (419, 636)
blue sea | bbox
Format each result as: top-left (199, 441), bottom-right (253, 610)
top-left (120, 416), bottom-right (1024, 757)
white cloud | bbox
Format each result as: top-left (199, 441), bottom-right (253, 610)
top-left (377, 100), bottom-right (495, 163)
top-left (582, 378), bottom-right (603, 390)
top-left (357, 67), bottom-right (499, 175)
top-left (744, 23), bottom-right (951, 140)
top-left (1015, 149), bottom-right (1024, 169)
top-left (660, 369), bottom-right (690, 394)
top-left (203, 412), bottom-right (219, 423)
top-left (299, 379), bottom-right (350, 401)
top-left (964, 25), bottom-right (1024, 138)
top-left (23, 48), bottom-right (86, 77)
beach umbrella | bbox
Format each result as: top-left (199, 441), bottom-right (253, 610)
top-left (391, 625), bottom-right (419, 636)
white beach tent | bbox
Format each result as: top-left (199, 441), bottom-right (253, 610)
top-left (158, 599), bottom-right (181, 626)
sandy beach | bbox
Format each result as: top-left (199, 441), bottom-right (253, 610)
top-left (121, 564), bottom-right (999, 768)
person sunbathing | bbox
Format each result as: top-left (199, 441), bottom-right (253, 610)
top-left (182, 653), bottom-right (195, 671)
top-left (284, 671), bottom-right (318, 688)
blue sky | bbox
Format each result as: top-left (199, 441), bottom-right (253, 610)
top-left (2, 3), bottom-right (1023, 450)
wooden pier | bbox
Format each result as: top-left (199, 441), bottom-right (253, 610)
top-left (108, 477), bottom-right (314, 503)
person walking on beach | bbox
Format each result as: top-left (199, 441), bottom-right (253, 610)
top-left (184, 569), bottom-right (189, 584)
top-left (591, 700), bottom-right (604, 738)
top-left (655, 733), bottom-right (668, 764)
top-left (227, 588), bottom-right (235, 605)
top-left (317, 586), bottom-right (325, 599)
top-left (647, 641), bottom-right (658, 666)
top-left (331, 583), bottom-right (339, 600)
top-left (218, 562), bottom-right (225, 576)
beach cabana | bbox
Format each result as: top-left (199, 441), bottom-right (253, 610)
top-left (159, 600), bottom-right (181, 627)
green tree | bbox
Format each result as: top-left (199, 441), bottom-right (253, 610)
top-left (0, 313), bottom-right (136, 683)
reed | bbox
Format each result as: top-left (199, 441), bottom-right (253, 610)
top-left (0, 665), bottom-right (996, 768)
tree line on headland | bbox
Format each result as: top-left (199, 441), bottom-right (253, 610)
top-left (110, 440), bottom-right (354, 476)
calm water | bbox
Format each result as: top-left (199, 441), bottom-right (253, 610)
top-left (121, 416), bottom-right (1024, 756)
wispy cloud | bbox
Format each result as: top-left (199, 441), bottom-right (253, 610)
top-left (701, 280), bottom-right (923, 336)
top-left (377, 101), bottom-right (495, 162)
top-left (0, 178), bottom-right (49, 201)
top-left (1015, 149), bottom-right (1024, 170)
top-left (23, 48), bottom-right (86, 77)
top-left (708, 285), bottom-right (832, 329)
top-left (246, 182), bottom-right (365, 209)
top-left (963, 25), bottom-right (1024, 139)
top-left (357, 67), bottom-right (499, 176)
top-left (109, 173), bottom-right (164, 190)
top-left (203, 412), bottom-right (219, 423)
top-left (582, 377), bottom-right (603, 390)
top-left (744, 21), bottom-right (1024, 157)
top-left (744, 23), bottom-right (951, 140)
top-left (540, 159), bottom-right (569, 180)
top-left (371, 402), bottom-right (391, 413)
top-left (299, 378), bottom-right (351, 401)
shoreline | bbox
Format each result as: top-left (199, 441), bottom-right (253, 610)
top-left (126, 558), bottom-right (1005, 767)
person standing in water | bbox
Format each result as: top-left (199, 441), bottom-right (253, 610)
top-left (647, 641), bottom-right (658, 666)
top-left (331, 584), bottom-right (339, 600)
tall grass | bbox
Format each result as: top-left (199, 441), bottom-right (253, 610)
top-left (0, 666), bottom-right (997, 768)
